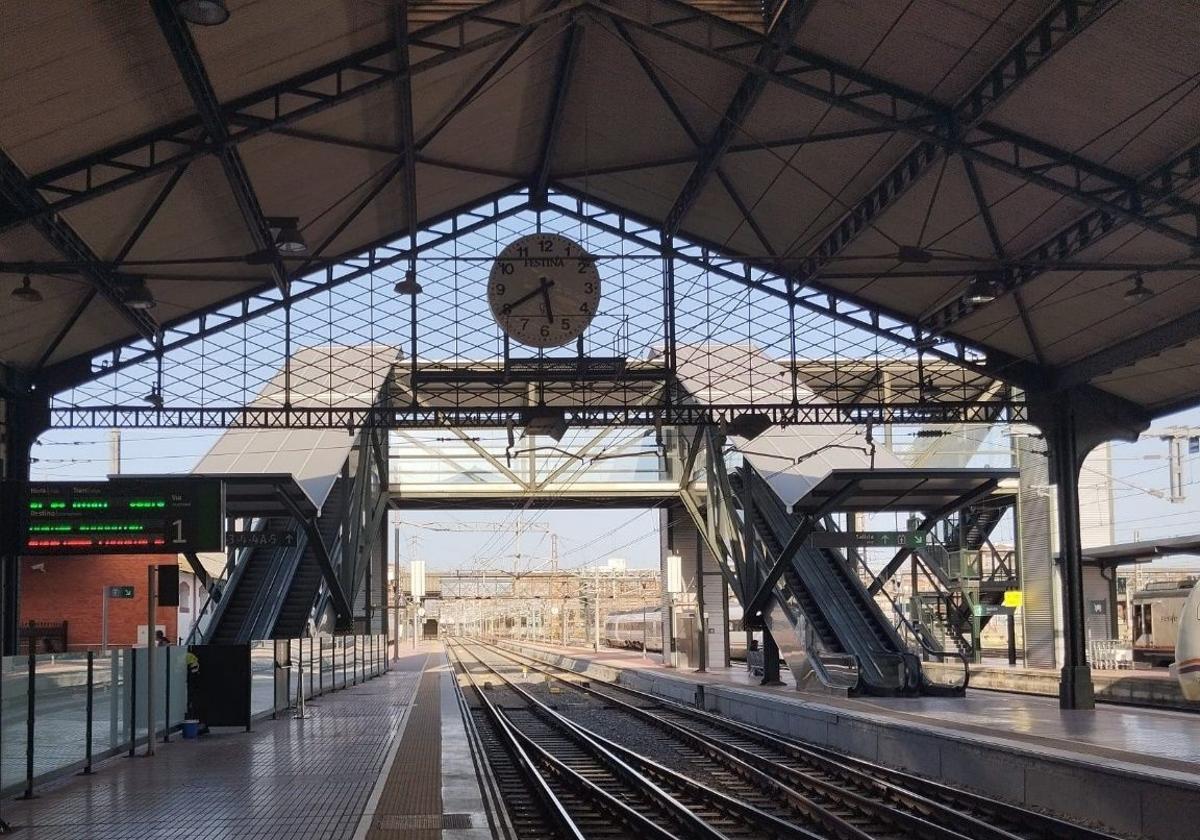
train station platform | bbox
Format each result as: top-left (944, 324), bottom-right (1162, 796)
top-left (495, 639), bottom-right (1200, 840)
top-left (1, 644), bottom-right (496, 840)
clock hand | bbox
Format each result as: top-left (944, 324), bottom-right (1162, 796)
top-left (540, 284), bottom-right (554, 322)
top-left (502, 277), bottom-right (555, 314)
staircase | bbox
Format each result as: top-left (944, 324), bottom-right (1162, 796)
top-left (909, 498), bottom-right (1016, 657)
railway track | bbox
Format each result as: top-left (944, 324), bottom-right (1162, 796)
top-left (451, 638), bottom-right (1121, 840)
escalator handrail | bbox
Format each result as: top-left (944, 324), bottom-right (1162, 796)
top-left (835, 520), bottom-right (970, 692)
top-left (189, 517), bottom-right (268, 644)
top-left (742, 466), bottom-right (913, 693)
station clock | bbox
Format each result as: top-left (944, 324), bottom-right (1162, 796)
top-left (487, 234), bottom-right (601, 348)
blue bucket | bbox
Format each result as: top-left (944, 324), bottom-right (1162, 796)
top-left (182, 720), bottom-right (200, 740)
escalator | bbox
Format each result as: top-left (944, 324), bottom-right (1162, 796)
top-left (738, 465), bottom-right (922, 695)
top-left (196, 427), bottom-right (386, 644)
top-left (207, 517), bottom-right (306, 644)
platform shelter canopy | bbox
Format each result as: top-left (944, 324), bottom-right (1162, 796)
top-left (2, 0), bottom-right (1199, 420)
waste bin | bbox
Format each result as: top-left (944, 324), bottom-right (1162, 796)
top-left (182, 720), bottom-right (201, 739)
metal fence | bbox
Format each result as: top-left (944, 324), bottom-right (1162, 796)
top-left (252, 634), bottom-right (389, 720)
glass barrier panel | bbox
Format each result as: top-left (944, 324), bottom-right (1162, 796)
top-left (249, 641), bottom-right (276, 718)
top-left (96, 650), bottom-right (125, 758)
top-left (2, 655), bottom-right (30, 790)
top-left (32, 651), bottom-right (92, 779)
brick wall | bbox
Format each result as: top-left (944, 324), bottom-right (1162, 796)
top-left (19, 554), bottom-right (180, 649)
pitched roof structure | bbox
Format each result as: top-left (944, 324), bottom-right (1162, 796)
top-left (2, 0), bottom-right (1198, 420)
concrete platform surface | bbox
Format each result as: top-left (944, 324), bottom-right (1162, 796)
top-left (497, 639), bottom-right (1200, 840)
top-left (0, 642), bottom-right (493, 840)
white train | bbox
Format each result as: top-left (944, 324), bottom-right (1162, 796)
top-left (1172, 580), bottom-right (1200, 701)
top-left (604, 608), bottom-right (664, 651)
top-left (603, 604), bottom-right (757, 660)
top-left (1132, 578), bottom-right (1197, 666)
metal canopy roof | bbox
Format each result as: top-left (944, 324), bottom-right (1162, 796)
top-left (791, 467), bottom-right (1017, 515)
top-left (1081, 535), bottom-right (1200, 567)
top-left (2, 1), bottom-right (1199, 419)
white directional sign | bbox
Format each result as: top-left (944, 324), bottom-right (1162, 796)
top-left (410, 559), bottom-right (426, 599)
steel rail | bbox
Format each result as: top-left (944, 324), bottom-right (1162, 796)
top-left (450, 640), bottom-right (699, 838)
top-left (450, 640), bottom-right (654, 840)
top-left (477, 640), bottom-right (979, 840)
top-left (481, 640), bottom-right (1120, 840)
top-left (451, 640), bottom-right (813, 839)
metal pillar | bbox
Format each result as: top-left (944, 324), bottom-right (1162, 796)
top-left (1044, 406), bottom-right (1092, 709)
top-left (0, 394), bottom-right (49, 656)
top-left (760, 629), bottom-right (784, 686)
top-left (1032, 391), bottom-right (1148, 710)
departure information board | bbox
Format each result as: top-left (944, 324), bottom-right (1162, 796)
top-left (22, 480), bottom-right (224, 555)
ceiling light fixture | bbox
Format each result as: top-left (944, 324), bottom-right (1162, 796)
top-left (394, 269), bottom-right (423, 295)
top-left (119, 276), bottom-right (156, 310)
top-left (142, 388), bottom-right (164, 408)
top-left (176, 0), bottom-right (230, 26)
top-left (11, 275), bottom-right (43, 304)
top-left (1124, 273), bottom-right (1154, 303)
top-left (964, 273), bottom-right (1000, 305)
top-left (266, 216), bottom-right (307, 255)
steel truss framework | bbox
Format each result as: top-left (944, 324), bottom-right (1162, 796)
top-left (46, 187), bottom-right (1026, 430)
top-left (7, 0), bottom-right (1197, 429)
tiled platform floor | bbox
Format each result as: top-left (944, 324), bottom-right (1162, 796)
top-left (0, 646), bottom-right (437, 839)
top-left (511, 640), bottom-right (1200, 772)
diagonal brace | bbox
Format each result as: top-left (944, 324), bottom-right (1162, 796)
top-left (868, 478), bottom-right (1001, 596)
top-left (276, 488), bottom-right (354, 630)
top-left (744, 479), bottom-right (859, 619)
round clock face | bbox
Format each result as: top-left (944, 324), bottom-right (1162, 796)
top-left (488, 234), bottom-right (601, 348)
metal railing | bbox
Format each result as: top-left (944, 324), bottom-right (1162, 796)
top-left (1088, 639), bottom-right (1134, 671)
top-left (252, 633), bottom-right (390, 720)
top-left (0, 646), bottom-right (186, 800)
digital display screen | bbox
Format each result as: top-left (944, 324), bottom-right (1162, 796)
top-left (21, 480), bottom-right (224, 555)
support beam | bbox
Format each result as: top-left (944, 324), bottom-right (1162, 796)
top-left (531, 22), bottom-right (582, 206)
top-left (743, 480), bottom-right (859, 620)
top-left (151, 0), bottom-right (287, 291)
top-left (926, 140), bottom-right (1200, 333)
top-left (780, 0), bottom-right (1121, 273)
top-left (604, 2), bottom-right (1200, 255)
top-left (1055, 309), bottom-right (1200, 389)
top-left (276, 488), bottom-right (354, 631)
top-left (37, 189), bottom-right (527, 390)
top-left (394, 2), bottom-right (420, 249)
top-left (46, 400), bottom-right (1028, 431)
top-left (662, 0), bottom-right (813, 237)
top-left (0, 0), bottom-right (573, 235)
top-left (0, 153), bottom-right (158, 343)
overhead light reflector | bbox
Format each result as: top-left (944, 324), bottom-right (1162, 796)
top-left (1124, 274), bottom-right (1154, 303)
top-left (11, 275), bottom-right (43, 304)
top-left (176, 0), bottom-right (230, 26)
